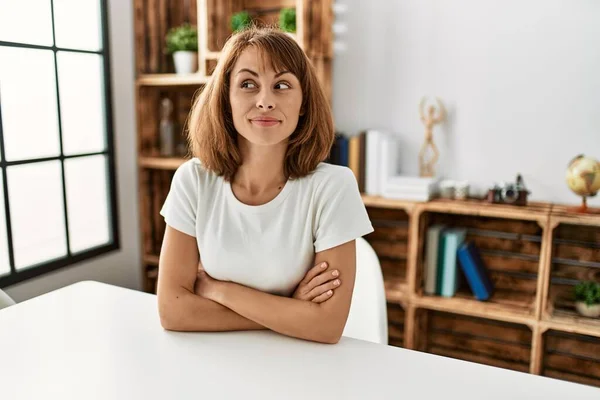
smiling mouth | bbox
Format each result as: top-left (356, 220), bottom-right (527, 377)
top-left (250, 118), bottom-right (281, 127)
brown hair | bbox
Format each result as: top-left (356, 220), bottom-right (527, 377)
top-left (186, 26), bottom-right (334, 181)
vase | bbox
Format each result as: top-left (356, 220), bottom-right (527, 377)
top-left (575, 301), bottom-right (600, 318)
top-left (173, 51), bottom-right (198, 74)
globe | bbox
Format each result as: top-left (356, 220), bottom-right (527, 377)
top-left (566, 155), bottom-right (600, 212)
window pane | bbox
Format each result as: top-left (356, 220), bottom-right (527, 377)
top-left (57, 51), bottom-right (106, 155)
top-left (65, 155), bottom-right (111, 253)
top-left (8, 161), bottom-right (67, 270)
top-left (0, 0), bottom-right (53, 46)
top-left (0, 47), bottom-right (61, 161)
top-left (0, 174), bottom-right (9, 277)
top-left (53, 0), bottom-right (102, 51)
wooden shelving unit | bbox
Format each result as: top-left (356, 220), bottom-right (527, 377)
top-left (363, 197), bottom-right (600, 387)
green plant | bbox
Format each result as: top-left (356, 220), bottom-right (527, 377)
top-left (231, 11), bottom-right (252, 32)
top-left (165, 23), bottom-right (198, 54)
top-left (279, 8), bottom-right (296, 33)
top-left (574, 281), bottom-right (600, 306)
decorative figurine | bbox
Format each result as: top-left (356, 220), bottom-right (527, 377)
top-left (418, 96), bottom-right (446, 177)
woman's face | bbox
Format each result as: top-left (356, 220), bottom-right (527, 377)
top-left (229, 47), bottom-right (303, 146)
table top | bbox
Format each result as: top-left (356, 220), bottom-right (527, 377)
top-left (1, 281), bottom-right (599, 399)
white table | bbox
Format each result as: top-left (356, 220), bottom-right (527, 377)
top-left (1, 281), bottom-right (598, 399)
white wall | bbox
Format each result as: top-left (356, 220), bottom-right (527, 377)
top-left (333, 0), bottom-right (600, 206)
top-left (5, 0), bottom-right (140, 301)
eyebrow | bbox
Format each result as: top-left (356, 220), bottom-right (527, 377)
top-left (236, 68), bottom-right (292, 78)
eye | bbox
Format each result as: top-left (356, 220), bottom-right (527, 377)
top-left (275, 81), bottom-right (291, 90)
top-left (241, 80), bottom-right (257, 89)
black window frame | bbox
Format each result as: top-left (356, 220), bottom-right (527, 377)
top-left (0, 0), bottom-right (119, 288)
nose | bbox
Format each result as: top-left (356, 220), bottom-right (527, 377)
top-left (256, 90), bottom-right (275, 110)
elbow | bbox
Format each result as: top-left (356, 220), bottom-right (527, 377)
top-left (313, 323), bottom-right (344, 345)
top-left (158, 296), bottom-right (182, 331)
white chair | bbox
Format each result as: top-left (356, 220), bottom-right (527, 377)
top-left (0, 289), bottom-right (16, 310)
top-left (342, 237), bottom-right (388, 345)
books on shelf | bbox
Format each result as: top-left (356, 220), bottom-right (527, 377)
top-left (326, 129), bottom-right (439, 201)
top-left (439, 228), bottom-right (467, 297)
top-left (424, 224), bottom-right (446, 295)
top-left (457, 241), bottom-right (495, 301)
top-left (423, 227), bottom-right (495, 301)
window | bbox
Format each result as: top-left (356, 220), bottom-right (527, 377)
top-left (0, 0), bottom-right (119, 287)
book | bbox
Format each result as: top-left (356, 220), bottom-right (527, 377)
top-left (365, 130), bottom-right (382, 195)
top-left (424, 224), bottom-right (446, 295)
top-left (439, 228), bottom-right (467, 297)
top-left (457, 241), bottom-right (495, 301)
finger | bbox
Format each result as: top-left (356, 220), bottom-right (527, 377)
top-left (307, 278), bottom-right (341, 300)
top-left (306, 269), bottom-right (339, 292)
top-left (312, 290), bottom-right (334, 303)
top-left (301, 262), bottom-right (328, 285)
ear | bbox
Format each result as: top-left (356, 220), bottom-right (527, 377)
top-left (299, 106), bottom-right (305, 116)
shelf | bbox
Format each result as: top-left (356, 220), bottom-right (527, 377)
top-left (419, 198), bottom-right (551, 223)
top-left (143, 254), bottom-right (160, 266)
top-left (136, 73), bottom-right (209, 87)
top-left (414, 293), bottom-right (536, 327)
top-left (362, 195), bottom-right (418, 212)
top-left (550, 204), bottom-right (600, 226)
top-left (384, 278), bottom-right (408, 304)
top-left (542, 311), bottom-right (600, 338)
top-left (204, 51), bottom-right (221, 60)
top-left (139, 156), bottom-right (187, 170)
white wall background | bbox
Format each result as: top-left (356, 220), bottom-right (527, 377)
top-left (5, 0), bottom-right (140, 301)
top-left (333, 0), bottom-right (600, 206)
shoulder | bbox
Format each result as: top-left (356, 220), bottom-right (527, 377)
top-left (172, 158), bottom-right (220, 189)
top-left (309, 162), bottom-right (358, 193)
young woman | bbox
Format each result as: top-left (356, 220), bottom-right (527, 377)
top-left (157, 26), bottom-right (373, 344)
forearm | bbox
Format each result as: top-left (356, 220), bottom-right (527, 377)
top-left (158, 286), bottom-right (267, 332)
top-left (213, 282), bottom-right (343, 344)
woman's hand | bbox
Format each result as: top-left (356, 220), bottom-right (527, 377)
top-left (194, 265), bottom-right (219, 300)
top-left (292, 262), bottom-right (341, 303)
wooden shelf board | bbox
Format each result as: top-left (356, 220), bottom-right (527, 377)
top-left (204, 51), bottom-right (221, 60)
top-left (385, 280), bottom-right (408, 304)
top-left (542, 311), bottom-right (600, 338)
top-left (139, 156), bottom-right (187, 170)
top-left (144, 254), bottom-right (159, 266)
top-left (414, 294), bottom-right (535, 327)
top-left (361, 195), bottom-right (418, 212)
top-left (136, 73), bottom-right (209, 87)
top-left (420, 198), bottom-right (551, 222)
top-left (550, 204), bottom-right (600, 226)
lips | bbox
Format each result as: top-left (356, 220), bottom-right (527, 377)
top-left (250, 116), bottom-right (281, 127)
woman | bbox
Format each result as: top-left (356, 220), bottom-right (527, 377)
top-left (157, 26), bottom-right (373, 344)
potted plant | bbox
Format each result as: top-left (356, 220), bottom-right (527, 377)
top-left (574, 281), bottom-right (600, 318)
top-left (279, 8), bottom-right (296, 34)
top-left (231, 11), bottom-right (252, 32)
top-left (166, 23), bottom-right (198, 74)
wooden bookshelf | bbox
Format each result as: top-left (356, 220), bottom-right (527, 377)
top-left (364, 196), bottom-right (600, 387)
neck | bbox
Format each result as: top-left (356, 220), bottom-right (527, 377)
top-left (233, 136), bottom-right (288, 195)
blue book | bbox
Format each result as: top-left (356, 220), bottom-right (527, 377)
top-left (439, 228), bottom-right (467, 297)
top-left (339, 136), bottom-right (349, 166)
top-left (457, 241), bottom-right (494, 301)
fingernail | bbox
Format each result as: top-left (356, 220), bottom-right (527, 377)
top-left (327, 290), bottom-right (333, 295)
top-left (332, 270), bottom-right (339, 277)
top-left (334, 279), bottom-right (340, 286)
top-left (321, 262), bottom-right (327, 269)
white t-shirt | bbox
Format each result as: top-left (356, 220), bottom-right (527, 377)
top-left (160, 158), bottom-right (374, 297)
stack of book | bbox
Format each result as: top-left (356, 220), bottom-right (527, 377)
top-left (325, 130), bottom-right (439, 200)
top-left (424, 225), bottom-right (494, 301)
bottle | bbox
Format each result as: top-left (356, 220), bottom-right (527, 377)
top-left (159, 98), bottom-right (174, 156)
